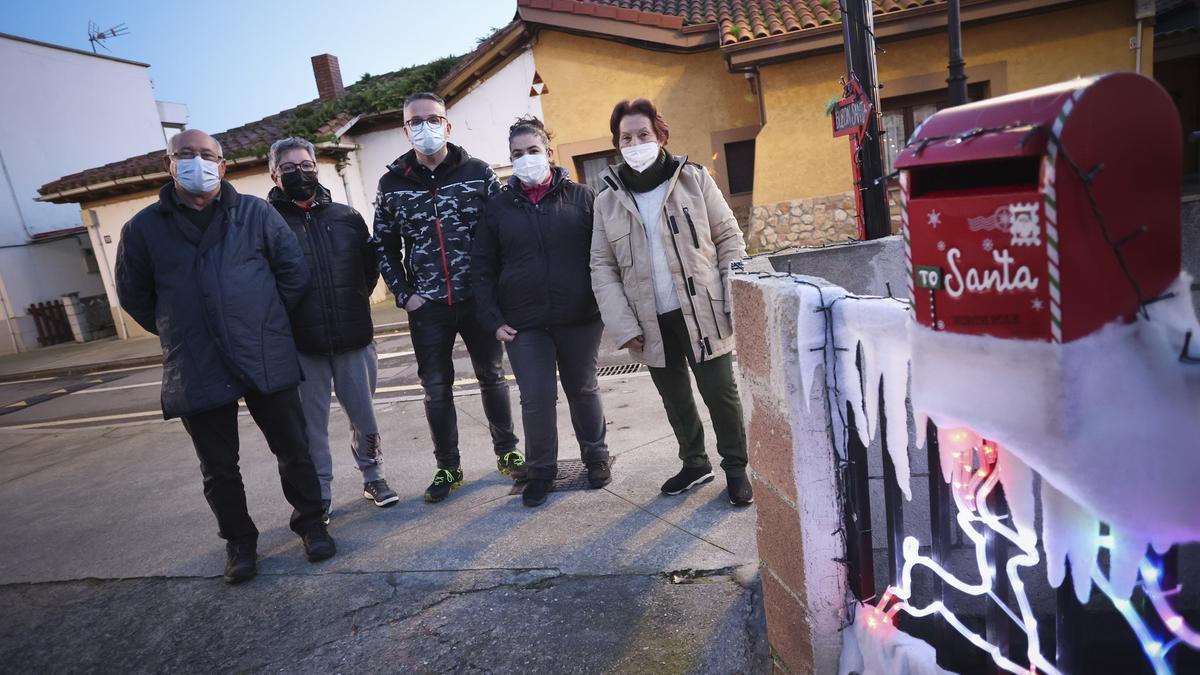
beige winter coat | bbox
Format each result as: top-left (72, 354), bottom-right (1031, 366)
top-left (590, 157), bottom-right (746, 368)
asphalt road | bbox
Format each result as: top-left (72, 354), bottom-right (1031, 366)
top-left (0, 327), bottom-right (640, 432)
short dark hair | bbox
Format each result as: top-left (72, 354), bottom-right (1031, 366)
top-left (609, 98), bottom-right (669, 148)
top-left (404, 91), bottom-right (445, 109)
top-left (508, 115), bottom-right (553, 148)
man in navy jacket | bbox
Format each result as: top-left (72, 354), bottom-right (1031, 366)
top-left (115, 129), bottom-right (334, 585)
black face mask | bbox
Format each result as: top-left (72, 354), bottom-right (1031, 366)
top-left (281, 169), bottom-right (319, 201)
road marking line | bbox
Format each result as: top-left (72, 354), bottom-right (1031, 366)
top-left (0, 409), bottom-right (162, 430)
top-left (0, 376), bottom-right (58, 386)
top-left (375, 373), bottom-right (515, 394)
top-left (377, 350), bottom-right (415, 361)
top-left (71, 381), bottom-right (162, 395)
top-left (4, 401), bottom-right (28, 409)
top-left (92, 363), bottom-right (162, 375)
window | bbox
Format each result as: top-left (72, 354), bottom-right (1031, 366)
top-left (724, 139), bottom-right (756, 195)
top-left (574, 150), bottom-right (621, 192)
top-left (881, 82), bottom-right (990, 175)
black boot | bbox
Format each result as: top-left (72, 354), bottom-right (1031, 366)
top-left (302, 524), bottom-right (337, 562)
top-left (586, 461), bottom-right (612, 489)
top-left (224, 540), bottom-right (257, 584)
top-left (522, 478), bottom-right (553, 507)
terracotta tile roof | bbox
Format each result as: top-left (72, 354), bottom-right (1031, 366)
top-left (524, 0), bottom-right (943, 45)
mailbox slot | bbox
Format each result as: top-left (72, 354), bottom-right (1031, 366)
top-left (908, 157), bottom-right (1040, 199)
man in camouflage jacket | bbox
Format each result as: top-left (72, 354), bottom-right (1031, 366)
top-left (372, 92), bottom-right (522, 503)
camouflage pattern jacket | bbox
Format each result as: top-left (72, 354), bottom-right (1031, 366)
top-left (372, 144), bottom-right (500, 308)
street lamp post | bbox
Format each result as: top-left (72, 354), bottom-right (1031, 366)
top-left (947, 0), bottom-right (968, 107)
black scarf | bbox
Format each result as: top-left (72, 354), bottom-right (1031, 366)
top-left (617, 149), bottom-right (677, 194)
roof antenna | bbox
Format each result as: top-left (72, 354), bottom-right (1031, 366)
top-left (87, 21), bottom-right (129, 53)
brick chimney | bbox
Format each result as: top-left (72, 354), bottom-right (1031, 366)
top-left (311, 54), bottom-right (345, 102)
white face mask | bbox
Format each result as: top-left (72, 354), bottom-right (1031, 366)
top-left (174, 156), bottom-right (221, 195)
top-left (512, 153), bottom-right (551, 186)
top-left (621, 142), bottom-right (660, 173)
top-left (409, 121), bottom-right (447, 156)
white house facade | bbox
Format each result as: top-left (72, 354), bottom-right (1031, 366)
top-left (1, 32), bottom-right (186, 354)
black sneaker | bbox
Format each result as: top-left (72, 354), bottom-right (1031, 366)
top-left (302, 524), bottom-right (336, 562)
top-left (727, 474), bottom-right (755, 506)
top-left (424, 467), bottom-right (463, 503)
top-left (363, 479), bottom-right (400, 507)
top-left (661, 465), bottom-right (715, 495)
top-left (320, 500), bottom-right (332, 526)
top-left (223, 540), bottom-right (257, 584)
top-left (586, 461), bottom-right (612, 489)
top-left (497, 451), bottom-right (528, 481)
top-left (522, 478), bottom-right (553, 507)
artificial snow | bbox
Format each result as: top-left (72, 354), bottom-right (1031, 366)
top-left (838, 602), bottom-right (954, 675)
top-left (794, 283), bottom-right (914, 497)
top-left (911, 273), bottom-right (1200, 598)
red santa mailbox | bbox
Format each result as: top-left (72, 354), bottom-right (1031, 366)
top-left (896, 73), bottom-right (1183, 343)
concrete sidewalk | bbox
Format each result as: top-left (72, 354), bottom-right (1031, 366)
top-left (0, 373), bottom-right (766, 672)
top-left (0, 301), bottom-right (411, 382)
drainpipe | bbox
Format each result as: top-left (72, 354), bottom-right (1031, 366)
top-left (1134, 19), bottom-right (1143, 73)
top-left (0, 146), bottom-right (33, 240)
top-left (1133, 0), bottom-right (1155, 75)
top-left (336, 157), bottom-right (355, 210)
top-left (0, 272), bottom-right (20, 354)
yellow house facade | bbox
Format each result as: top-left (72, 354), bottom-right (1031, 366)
top-left (447, 0), bottom-right (1161, 252)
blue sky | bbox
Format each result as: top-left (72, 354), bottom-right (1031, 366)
top-left (2, 1), bottom-right (519, 133)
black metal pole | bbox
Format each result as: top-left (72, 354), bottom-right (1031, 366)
top-left (947, 0), bottom-right (968, 107)
top-left (840, 0), bottom-right (891, 240)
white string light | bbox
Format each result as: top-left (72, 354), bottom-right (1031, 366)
top-left (875, 428), bottom-right (1060, 675)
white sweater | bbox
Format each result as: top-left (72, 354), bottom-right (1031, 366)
top-left (631, 182), bottom-right (681, 314)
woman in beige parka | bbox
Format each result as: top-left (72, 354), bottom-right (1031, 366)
top-left (589, 98), bottom-right (752, 507)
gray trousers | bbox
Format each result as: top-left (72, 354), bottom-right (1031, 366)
top-left (504, 318), bottom-right (609, 480)
top-left (298, 343), bottom-right (384, 500)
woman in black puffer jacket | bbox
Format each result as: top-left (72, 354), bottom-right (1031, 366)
top-left (472, 116), bottom-right (610, 507)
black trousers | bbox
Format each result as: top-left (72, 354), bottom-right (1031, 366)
top-left (408, 298), bottom-right (518, 469)
top-left (504, 317), bottom-right (608, 480)
top-left (648, 309), bottom-right (748, 477)
top-left (181, 386), bottom-right (325, 544)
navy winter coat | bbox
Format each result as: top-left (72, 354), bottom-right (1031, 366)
top-left (471, 168), bottom-right (599, 334)
top-left (269, 184), bottom-right (378, 355)
top-left (115, 181), bottom-right (310, 419)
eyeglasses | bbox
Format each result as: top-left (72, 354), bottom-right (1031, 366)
top-left (170, 150), bottom-right (223, 162)
top-left (276, 160), bottom-right (317, 173)
top-left (404, 115), bottom-right (445, 130)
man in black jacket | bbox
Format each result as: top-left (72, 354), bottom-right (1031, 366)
top-left (372, 92), bottom-right (521, 503)
top-left (115, 129), bottom-right (334, 585)
top-left (267, 137), bottom-right (398, 518)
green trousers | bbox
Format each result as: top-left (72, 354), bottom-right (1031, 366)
top-left (648, 309), bottom-right (749, 478)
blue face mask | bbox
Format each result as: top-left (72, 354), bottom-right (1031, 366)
top-left (174, 157), bottom-right (221, 195)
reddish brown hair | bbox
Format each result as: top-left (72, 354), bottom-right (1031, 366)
top-left (609, 98), bottom-right (669, 148)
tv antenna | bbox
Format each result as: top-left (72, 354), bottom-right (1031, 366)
top-left (87, 21), bottom-right (129, 53)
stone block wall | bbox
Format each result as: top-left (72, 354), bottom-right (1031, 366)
top-left (746, 190), bottom-right (905, 254)
top-left (732, 237), bottom-right (912, 673)
top-left (732, 263), bottom-right (846, 675)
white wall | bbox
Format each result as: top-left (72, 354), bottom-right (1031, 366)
top-left (0, 35), bottom-right (169, 349)
top-left (0, 36), bottom-right (165, 243)
top-left (86, 161), bottom-right (374, 339)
